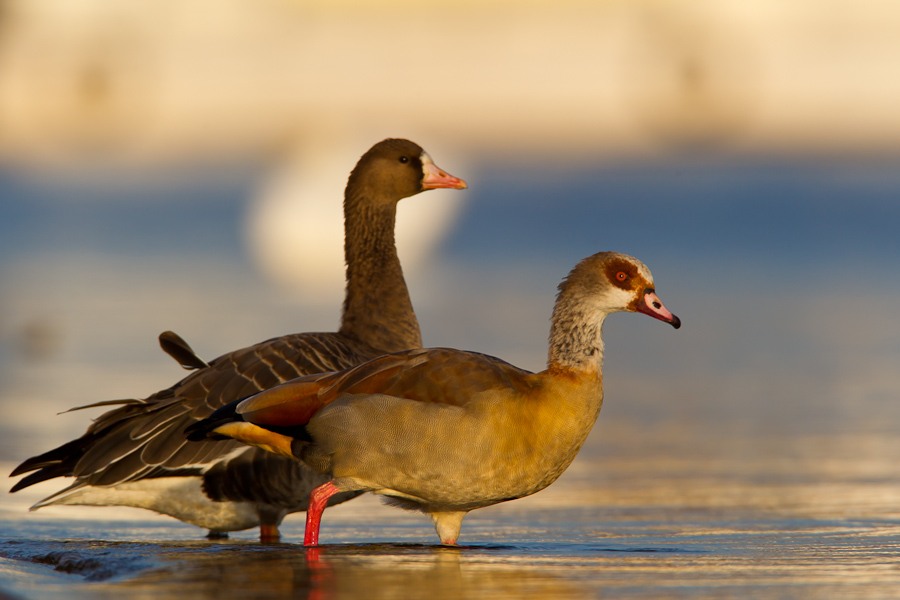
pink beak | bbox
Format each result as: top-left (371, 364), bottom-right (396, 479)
top-left (636, 290), bottom-right (681, 329)
top-left (421, 155), bottom-right (467, 190)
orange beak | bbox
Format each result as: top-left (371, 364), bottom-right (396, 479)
top-left (421, 154), bottom-right (467, 190)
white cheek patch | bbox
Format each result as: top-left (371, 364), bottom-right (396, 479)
top-left (612, 287), bottom-right (633, 307)
top-left (588, 286), bottom-right (632, 315)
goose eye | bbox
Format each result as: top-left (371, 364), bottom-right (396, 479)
top-left (616, 272), bottom-right (627, 281)
top-left (399, 156), bottom-right (409, 164)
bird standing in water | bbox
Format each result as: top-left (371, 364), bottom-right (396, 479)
top-left (10, 139), bottom-right (467, 541)
top-left (188, 251), bottom-right (680, 545)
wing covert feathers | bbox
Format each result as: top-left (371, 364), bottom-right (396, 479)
top-left (233, 347), bottom-right (536, 430)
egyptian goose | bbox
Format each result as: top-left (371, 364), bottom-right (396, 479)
top-left (9, 139), bottom-right (467, 541)
top-left (186, 251), bottom-right (680, 545)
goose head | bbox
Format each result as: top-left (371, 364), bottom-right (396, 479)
top-left (557, 251), bottom-right (680, 328)
top-left (346, 139), bottom-right (467, 207)
top-left (549, 252), bottom-right (679, 371)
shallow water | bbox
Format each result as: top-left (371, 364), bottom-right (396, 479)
top-left (3, 422), bottom-right (900, 600)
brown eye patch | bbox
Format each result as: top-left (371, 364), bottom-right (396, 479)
top-left (604, 259), bottom-right (638, 290)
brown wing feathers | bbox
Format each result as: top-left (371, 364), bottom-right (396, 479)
top-left (11, 333), bottom-right (377, 491)
top-left (221, 349), bottom-right (535, 433)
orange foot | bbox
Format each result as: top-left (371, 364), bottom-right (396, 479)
top-left (260, 524), bottom-right (281, 543)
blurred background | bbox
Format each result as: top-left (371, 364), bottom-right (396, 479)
top-left (1, 0), bottom-right (899, 513)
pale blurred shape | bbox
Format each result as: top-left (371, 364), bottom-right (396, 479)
top-left (246, 142), bottom-right (467, 300)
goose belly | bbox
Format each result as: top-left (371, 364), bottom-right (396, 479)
top-left (309, 393), bottom-right (596, 510)
top-left (38, 476), bottom-right (262, 532)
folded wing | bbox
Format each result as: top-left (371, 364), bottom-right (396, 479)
top-left (234, 347), bottom-right (536, 429)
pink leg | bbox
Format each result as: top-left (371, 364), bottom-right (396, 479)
top-left (305, 481), bottom-right (341, 546)
top-left (305, 546), bottom-right (333, 600)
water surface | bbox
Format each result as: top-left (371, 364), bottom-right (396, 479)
top-left (3, 421), bottom-right (899, 599)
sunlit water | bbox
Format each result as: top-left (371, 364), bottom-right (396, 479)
top-left (3, 421), bottom-right (900, 599)
top-left (2, 158), bottom-right (900, 598)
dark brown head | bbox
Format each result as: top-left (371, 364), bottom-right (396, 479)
top-left (345, 139), bottom-right (467, 205)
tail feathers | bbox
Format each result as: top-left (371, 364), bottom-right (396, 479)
top-left (9, 464), bottom-right (75, 493)
top-left (9, 435), bottom-right (89, 481)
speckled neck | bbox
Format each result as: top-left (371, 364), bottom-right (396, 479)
top-left (547, 291), bottom-right (607, 374)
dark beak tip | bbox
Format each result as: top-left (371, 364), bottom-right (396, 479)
top-left (670, 316), bottom-right (682, 330)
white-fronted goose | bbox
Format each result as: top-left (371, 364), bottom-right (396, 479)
top-left (10, 139), bottom-right (467, 541)
top-left (187, 251), bottom-right (680, 545)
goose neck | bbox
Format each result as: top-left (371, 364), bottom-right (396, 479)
top-left (546, 296), bottom-right (608, 374)
top-left (339, 194), bottom-right (422, 352)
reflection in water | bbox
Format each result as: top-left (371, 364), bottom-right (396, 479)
top-left (87, 544), bottom-right (587, 600)
top-left (5, 517), bottom-right (900, 600)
